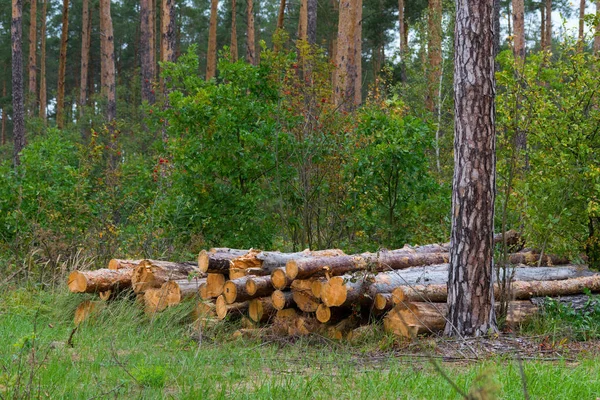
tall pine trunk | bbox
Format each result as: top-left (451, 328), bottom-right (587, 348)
top-left (2, 81), bottom-right (6, 145)
top-left (12, 0), bottom-right (26, 167)
top-left (56, 0), bottom-right (69, 129)
top-left (512, 0), bottom-right (525, 61)
top-left (545, 0), bottom-right (552, 50)
top-left (39, 0), bottom-right (46, 122)
top-left (140, 0), bottom-right (156, 103)
top-left (579, 0), bottom-right (586, 45)
top-left (307, 0), bottom-right (316, 44)
top-left (540, 4), bottom-right (546, 49)
top-left (231, 0), bottom-right (238, 61)
top-left (334, 0), bottom-right (361, 110)
top-left (276, 0), bottom-right (285, 30)
top-left (398, 0), bottom-right (407, 81)
top-left (80, 0), bottom-right (91, 117)
top-left (160, 0), bottom-right (176, 68)
top-left (426, 0), bottom-right (442, 113)
top-left (445, 0), bottom-right (497, 337)
top-left (298, 0), bottom-right (307, 40)
top-left (596, 1), bottom-right (600, 53)
top-left (246, 0), bottom-right (256, 64)
top-left (206, 0), bottom-right (218, 79)
top-left (27, 0), bottom-right (36, 115)
top-left (100, 0), bottom-right (116, 123)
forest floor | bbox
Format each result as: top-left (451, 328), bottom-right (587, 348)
top-left (1, 288), bottom-right (600, 399)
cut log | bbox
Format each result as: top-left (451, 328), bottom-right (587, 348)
top-left (271, 290), bottom-right (294, 310)
top-left (246, 276), bottom-right (274, 297)
top-left (68, 268), bottom-right (133, 293)
top-left (143, 288), bottom-right (171, 314)
top-left (310, 278), bottom-right (327, 298)
top-left (229, 267), bottom-right (270, 280)
top-left (223, 276), bottom-right (253, 304)
top-left (74, 300), bottom-right (105, 325)
top-left (384, 300), bottom-right (538, 338)
top-left (198, 248), bottom-right (249, 273)
top-left (192, 301), bottom-right (217, 320)
top-left (108, 259), bottom-right (143, 270)
top-left (373, 293), bottom-right (394, 311)
top-left (320, 271), bottom-right (408, 308)
top-left (230, 248), bottom-right (345, 275)
top-left (315, 303), bottom-right (350, 324)
top-left (391, 274), bottom-right (600, 303)
top-left (215, 295), bottom-right (249, 320)
top-left (271, 267), bottom-right (291, 290)
top-left (272, 308), bottom-right (299, 335)
top-left (291, 279), bottom-right (320, 312)
top-left (508, 251), bottom-right (570, 266)
top-left (202, 273), bottom-right (226, 299)
top-left (286, 251), bottom-right (449, 280)
top-left (159, 277), bottom-right (205, 305)
top-left (131, 260), bottom-right (200, 293)
top-left (248, 297), bottom-right (277, 323)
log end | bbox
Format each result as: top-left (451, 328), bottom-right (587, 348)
top-left (67, 271), bottom-right (87, 293)
top-left (320, 276), bottom-right (347, 307)
top-left (108, 259), bottom-right (119, 270)
top-left (223, 281), bottom-right (238, 304)
top-left (271, 268), bottom-right (289, 290)
top-left (316, 304), bottom-right (331, 323)
top-left (216, 295), bottom-right (228, 320)
top-left (271, 290), bottom-right (288, 310)
top-left (246, 279), bottom-right (257, 296)
top-left (373, 293), bottom-right (390, 311)
top-left (198, 250), bottom-right (210, 273)
top-left (286, 260), bottom-right (299, 280)
top-left (248, 299), bottom-right (264, 323)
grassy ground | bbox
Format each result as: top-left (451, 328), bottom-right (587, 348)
top-left (1, 288), bottom-right (600, 399)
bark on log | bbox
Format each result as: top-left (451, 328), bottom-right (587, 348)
top-left (68, 269), bottom-right (133, 293)
top-left (108, 259), bottom-right (143, 270)
top-left (230, 248), bottom-right (345, 275)
top-left (508, 251), bottom-right (570, 266)
top-left (198, 248), bottom-right (248, 273)
top-left (248, 297), bottom-right (277, 323)
top-left (320, 271), bottom-right (408, 307)
top-left (131, 260), bottom-right (200, 293)
top-left (246, 276), bottom-right (274, 297)
top-left (223, 276), bottom-right (253, 304)
top-left (215, 295), bottom-right (249, 320)
top-left (392, 274), bottom-right (600, 303)
top-left (160, 277), bottom-right (205, 305)
top-left (271, 267), bottom-right (291, 290)
top-left (286, 251), bottom-right (449, 280)
top-left (271, 290), bottom-right (294, 310)
top-left (384, 301), bottom-right (538, 338)
top-left (291, 279), bottom-right (320, 312)
top-left (229, 267), bottom-right (270, 280)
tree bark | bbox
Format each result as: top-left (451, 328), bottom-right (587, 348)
top-left (160, 0), bottom-right (176, 69)
top-left (512, 0), bottom-right (525, 60)
top-left (131, 260), bottom-right (200, 293)
top-left (290, 279), bottom-right (321, 312)
top-left (579, 0), bottom-right (586, 45)
top-left (595, 1), bottom-right (600, 53)
top-left (426, 0), bottom-right (442, 113)
top-left (540, 4), bottom-right (546, 49)
top-left (216, 294), bottom-right (249, 320)
top-left (27, 0), bottom-right (36, 115)
top-left (68, 268), bottom-right (134, 293)
top-left (100, 0), bottom-right (116, 123)
top-left (230, 248), bottom-right (345, 275)
top-left (223, 276), bottom-right (255, 303)
top-left (38, 0), bottom-right (46, 122)
top-left (298, 0), bottom-right (307, 41)
top-left (545, 0), bottom-right (552, 50)
top-left (245, 276), bottom-right (274, 297)
top-left (445, 0), bottom-right (497, 337)
top-left (56, 0), bottom-right (69, 129)
top-left (206, 0), bottom-right (218, 79)
top-left (334, 0), bottom-right (362, 110)
top-left (198, 248), bottom-right (249, 273)
top-left (248, 297), bottom-right (277, 322)
top-left (80, 0), bottom-right (91, 117)
top-left (12, 0), bottom-right (26, 167)
top-left (231, 0), bottom-right (238, 61)
top-left (140, 0), bottom-right (156, 103)
top-left (398, 0), bottom-right (407, 81)
top-left (246, 0), bottom-right (256, 65)
top-left (108, 259), bottom-right (143, 270)
top-left (277, 0), bottom-right (286, 30)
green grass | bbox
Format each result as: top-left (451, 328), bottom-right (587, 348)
top-left (1, 288), bottom-right (600, 399)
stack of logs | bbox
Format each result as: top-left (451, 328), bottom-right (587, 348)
top-left (67, 231), bottom-right (600, 339)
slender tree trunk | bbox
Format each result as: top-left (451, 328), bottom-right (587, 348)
top-left (151, 0), bottom-right (157, 80)
top-left (27, 0), bottom-right (36, 116)
top-left (306, 0), bottom-right (317, 44)
top-left (579, 0), bottom-right (586, 45)
top-left (56, 0), bottom-right (69, 129)
top-left (595, 1), bottom-right (600, 53)
top-left (206, 0), bottom-right (218, 79)
top-left (334, 0), bottom-right (362, 110)
top-left (276, 0), bottom-right (286, 30)
top-left (398, 0), bottom-right (407, 81)
top-left (39, 0), bottom-right (46, 122)
top-left (246, 0), bottom-right (256, 64)
top-left (512, 0), bottom-right (525, 61)
top-left (80, 0), bottom-right (91, 117)
top-left (540, 4), bottom-right (546, 49)
top-left (1, 81), bottom-right (6, 145)
top-left (140, 0), bottom-right (156, 103)
top-left (545, 0), bottom-right (552, 50)
top-left (426, 0), bottom-right (442, 113)
top-left (100, 0), bottom-right (116, 123)
top-left (298, 0), bottom-right (307, 41)
top-left (12, 0), bottom-right (26, 167)
top-left (445, 0), bottom-right (497, 337)
top-left (160, 0), bottom-right (176, 89)
top-left (230, 0), bottom-right (238, 61)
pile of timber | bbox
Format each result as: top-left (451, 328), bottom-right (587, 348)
top-left (67, 231), bottom-right (600, 339)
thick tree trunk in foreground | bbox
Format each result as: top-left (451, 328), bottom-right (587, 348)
top-left (246, 0), bottom-right (256, 64)
top-left (426, 0), bottom-right (442, 113)
top-left (80, 0), bottom-right (91, 117)
top-left (27, 0), bottom-right (37, 115)
top-left (512, 0), bottom-right (525, 60)
top-left (12, 0), bottom-right (26, 167)
top-left (56, 0), bottom-right (69, 129)
top-left (206, 0), bottom-right (219, 79)
top-left (39, 0), bottom-right (47, 122)
top-left (445, 0), bottom-right (497, 337)
top-left (334, 0), bottom-right (362, 110)
top-left (68, 269), bottom-right (134, 293)
top-left (140, 0), bottom-right (156, 103)
top-left (100, 0), bottom-right (116, 123)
